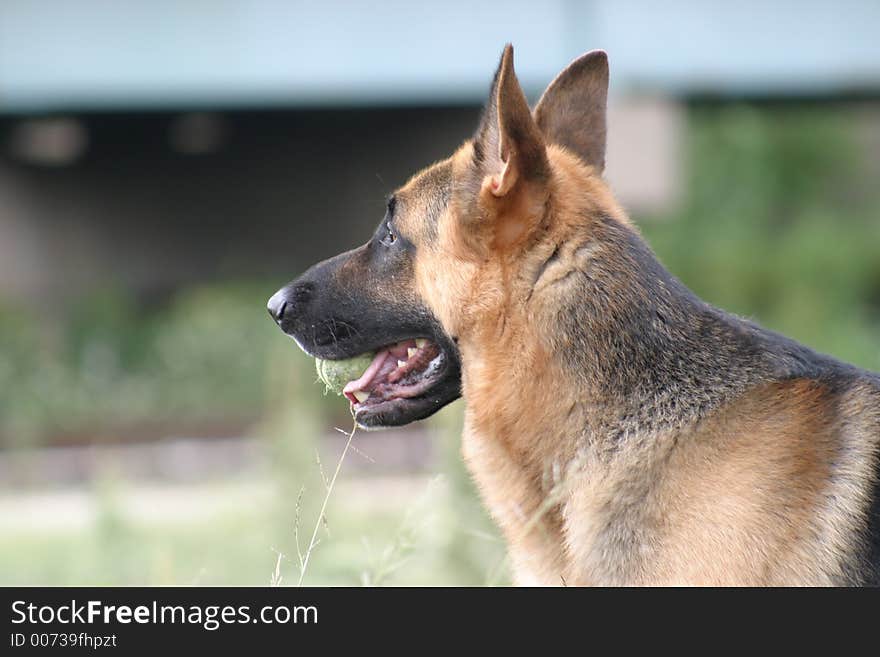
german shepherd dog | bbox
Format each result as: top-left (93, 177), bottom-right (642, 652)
top-left (268, 46), bottom-right (880, 585)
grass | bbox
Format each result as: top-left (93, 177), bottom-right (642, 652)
top-left (0, 400), bottom-right (509, 587)
top-left (0, 470), bottom-right (508, 587)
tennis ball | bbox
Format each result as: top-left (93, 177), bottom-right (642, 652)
top-left (315, 353), bottom-right (375, 395)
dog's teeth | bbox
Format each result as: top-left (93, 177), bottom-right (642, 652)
top-left (407, 348), bottom-right (417, 359)
top-left (415, 339), bottom-right (427, 349)
top-left (353, 390), bottom-right (369, 403)
top-left (397, 360), bottom-right (406, 368)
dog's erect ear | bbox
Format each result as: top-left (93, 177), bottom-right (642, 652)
top-left (473, 44), bottom-right (548, 199)
top-left (533, 50), bottom-right (608, 173)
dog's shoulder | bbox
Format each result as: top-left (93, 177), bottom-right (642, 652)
top-left (682, 312), bottom-right (880, 583)
top-left (841, 372), bottom-right (880, 584)
top-left (859, 464), bottom-right (880, 585)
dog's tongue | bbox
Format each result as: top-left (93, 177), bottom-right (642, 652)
top-left (342, 350), bottom-right (391, 396)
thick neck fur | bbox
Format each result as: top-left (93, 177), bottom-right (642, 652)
top-left (461, 150), bottom-right (779, 464)
top-left (549, 213), bottom-right (771, 450)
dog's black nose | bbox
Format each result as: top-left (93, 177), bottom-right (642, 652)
top-left (268, 283), bottom-right (314, 328)
top-left (267, 289), bottom-right (289, 326)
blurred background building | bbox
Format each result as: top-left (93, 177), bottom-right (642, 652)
top-left (1, 1), bottom-right (879, 585)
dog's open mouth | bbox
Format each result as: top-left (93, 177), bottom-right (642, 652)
top-left (342, 338), bottom-right (445, 409)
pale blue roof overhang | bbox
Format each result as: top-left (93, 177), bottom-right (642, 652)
top-left (1, 0), bottom-right (879, 114)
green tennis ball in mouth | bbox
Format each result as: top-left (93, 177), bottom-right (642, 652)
top-left (315, 353), bottom-right (375, 395)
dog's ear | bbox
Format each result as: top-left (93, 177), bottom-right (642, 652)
top-left (461, 45), bottom-right (549, 251)
top-left (473, 44), bottom-right (548, 198)
top-left (533, 50), bottom-right (608, 173)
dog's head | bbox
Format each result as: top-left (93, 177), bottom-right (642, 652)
top-left (268, 45), bottom-right (613, 429)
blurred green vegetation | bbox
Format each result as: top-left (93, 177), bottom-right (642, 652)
top-left (641, 104), bottom-right (880, 372)
top-left (0, 282), bottom-right (349, 447)
top-left (0, 103), bottom-right (878, 585)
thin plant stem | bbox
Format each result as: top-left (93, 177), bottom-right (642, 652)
top-left (297, 416), bottom-right (357, 586)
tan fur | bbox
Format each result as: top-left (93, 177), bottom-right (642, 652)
top-left (560, 379), bottom-right (859, 586)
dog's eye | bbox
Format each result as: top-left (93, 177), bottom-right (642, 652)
top-left (381, 222), bottom-right (397, 246)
